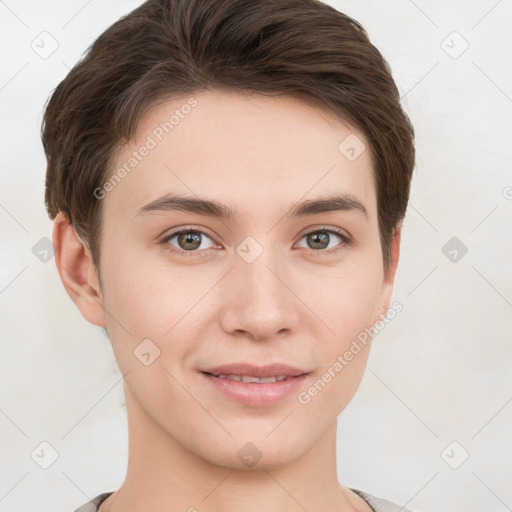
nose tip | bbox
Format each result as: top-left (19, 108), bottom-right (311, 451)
top-left (219, 251), bottom-right (300, 341)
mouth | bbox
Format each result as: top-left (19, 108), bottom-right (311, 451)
top-left (203, 373), bottom-right (293, 383)
top-left (199, 363), bottom-right (309, 407)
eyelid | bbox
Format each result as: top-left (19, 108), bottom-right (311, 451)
top-left (160, 225), bottom-right (220, 256)
top-left (161, 224), bottom-right (218, 241)
top-left (296, 225), bottom-right (351, 243)
top-left (160, 224), bottom-right (352, 257)
top-left (293, 225), bottom-right (352, 255)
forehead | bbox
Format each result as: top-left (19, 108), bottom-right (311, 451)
top-left (104, 89), bottom-right (376, 223)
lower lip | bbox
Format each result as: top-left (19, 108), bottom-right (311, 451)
top-left (201, 372), bottom-right (308, 407)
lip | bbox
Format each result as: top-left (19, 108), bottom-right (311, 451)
top-left (200, 363), bottom-right (309, 407)
top-left (202, 363), bottom-right (307, 379)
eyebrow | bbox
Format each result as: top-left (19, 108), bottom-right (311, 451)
top-left (135, 192), bottom-right (368, 220)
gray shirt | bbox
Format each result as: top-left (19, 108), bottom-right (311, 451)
top-left (74, 489), bottom-right (414, 512)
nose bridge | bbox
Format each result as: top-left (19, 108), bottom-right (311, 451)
top-left (221, 236), bottom-right (299, 339)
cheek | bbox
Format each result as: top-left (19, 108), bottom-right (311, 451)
top-left (100, 229), bottom-right (385, 363)
top-left (101, 243), bottom-right (204, 332)
top-left (99, 251), bottom-right (221, 392)
top-left (304, 256), bottom-right (384, 333)
top-left (296, 270), bottom-right (380, 414)
top-left (300, 256), bottom-right (383, 394)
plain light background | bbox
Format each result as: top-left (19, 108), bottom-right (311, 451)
top-left (1, 1), bottom-right (511, 511)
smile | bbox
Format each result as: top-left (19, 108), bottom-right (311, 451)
top-left (205, 373), bottom-right (290, 383)
top-left (200, 363), bottom-right (310, 407)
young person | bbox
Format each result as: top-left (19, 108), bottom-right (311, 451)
top-left (42, 0), bottom-right (416, 510)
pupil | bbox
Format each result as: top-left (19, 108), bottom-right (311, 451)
top-left (309, 231), bottom-right (329, 250)
top-left (179, 231), bottom-right (201, 250)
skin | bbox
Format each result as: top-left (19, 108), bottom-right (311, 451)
top-left (53, 89), bottom-right (401, 512)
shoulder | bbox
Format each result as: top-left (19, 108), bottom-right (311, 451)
top-left (350, 488), bottom-right (416, 512)
top-left (75, 489), bottom-right (415, 512)
top-left (73, 492), bottom-right (114, 512)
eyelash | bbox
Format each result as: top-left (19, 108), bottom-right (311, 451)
top-left (160, 226), bottom-right (352, 258)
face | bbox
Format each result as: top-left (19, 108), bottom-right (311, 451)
top-left (65, 89), bottom-right (399, 470)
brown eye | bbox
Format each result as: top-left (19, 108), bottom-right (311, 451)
top-left (162, 229), bottom-right (216, 256)
top-left (306, 231), bottom-right (330, 250)
top-left (177, 231), bottom-right (202, 250)
top-left (296, 228), bottom-right (350, 254)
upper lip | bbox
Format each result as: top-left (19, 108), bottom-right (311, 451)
top-left (201, 363), bottom-right (308, 378)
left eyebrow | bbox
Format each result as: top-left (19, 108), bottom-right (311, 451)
top-left (288, 194), bottom-right (368, 220)
top-left (135, 192), bottom-right (368, 221)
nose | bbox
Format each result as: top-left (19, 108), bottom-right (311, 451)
top-left (218, 243), bottom-right (302, 341)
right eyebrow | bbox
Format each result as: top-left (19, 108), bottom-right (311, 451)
top-left (135, 193), bottom-right (236, 219)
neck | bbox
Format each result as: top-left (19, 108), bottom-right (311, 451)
top-left (102, 385), bottom-right (370, 512)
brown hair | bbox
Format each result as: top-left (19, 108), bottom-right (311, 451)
top-left (42, 0), bottom-right (415, 276)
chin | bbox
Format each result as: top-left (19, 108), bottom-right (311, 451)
top-left (194, 431), bottom-right (309, 472)
top-left (206, 449), bottom-right (301, 472)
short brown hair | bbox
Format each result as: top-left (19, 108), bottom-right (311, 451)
top-left (42, 0), bottom-right (415, 275)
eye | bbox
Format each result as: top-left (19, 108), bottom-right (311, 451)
top-left (161, 228), bottom-right (217, 257)
top-left (296, 228), bottom-right (351, 255)
top-left (160, 226), bottom-right (351, 258)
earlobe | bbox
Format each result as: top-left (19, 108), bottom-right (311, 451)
top-left (52, 212), bottom-right (107, 327)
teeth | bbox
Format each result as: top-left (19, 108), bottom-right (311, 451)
top-left (214, 374), bottom-right (289, 383)
top-left (241, 375), bottom-right (261, 383)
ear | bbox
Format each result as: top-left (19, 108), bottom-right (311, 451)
top-left (52, 211), bottom-right (107, 327)
top-left (374, 224), bottom-right (401, 323)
